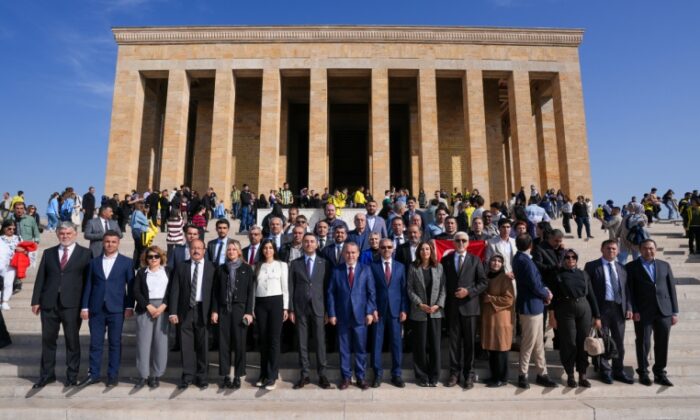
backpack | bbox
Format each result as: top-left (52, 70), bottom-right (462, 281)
top-left (625, 216), bottom-right (648, 245)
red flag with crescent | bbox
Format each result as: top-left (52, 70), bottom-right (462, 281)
top-left (433, 239), bottom-right (487, 262)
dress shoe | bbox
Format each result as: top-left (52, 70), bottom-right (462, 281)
top-left (106, 377), bottom-right (119, 388)
top-left (654, 375), bottom-right (674, 387)
top-left (147, 377), bottom-right (157, 389)
top-left (196, 380), bottom-right (209, 390)
top-left (63, 378), bottom-right (78, 387)
top-left (517, 375), bottom-right (530, 389)
top-left (416, 379), bottom-right (429, 387)
top-left (445, 374), bottom-right (459, 387)
top-left (32, 376), bottom-right (56, 389)
top-left (293, 376), bottom-right (310, 389)
top-left (536, 374), bottom-right (558, 388)
top-left (391, 376), bottom-right (405, 388)
top-left (357, 379), bottom-right (370, 390)
top-left (578, 375), bottom-right (591, 388)
top-left (263, 379), bottom-right (276, 390)
top-left (133, 378), bottom-right (146, 389)
top-left (463, 377), bottom-right (474, 389)
top-left (612, 373), bottom-right (634, 384)
top-left (221, 376), bottom-right (232, 389)
top-left (338, 378), bottom-right (351, 390)
top-left (79, 376), bottom-right (100, 388)
top-left (177, 380), bottom-right (191, 390)
top-left (372, 377), bottom-right (382, 388)
top-left (600, 374), bottom-right (613, 384)
top-left (428, 381), bottom-right (437, 388)
top-left (231, 377), bottom-right (241, 389)
top-left (318, 376), bottom-right (331, 389)
top-left (566, 376), bottom-right (578, 388)
top-left (487, 380), bottom-right (507, 388)
top-left (639, 375), bottom-right (652, 386)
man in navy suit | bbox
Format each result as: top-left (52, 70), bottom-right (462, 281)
top-left (348, 213), bottom-right (371, 252)
top-left (321, 225), bottom-right (347, 267)
top-left (79, 231), bottom-right (134, 387)
top-left (327, 242), bottom-right (376, 390)
top-left (168, 224), bottom-right (201, 269)
top-left (369, 238), bottom-right (408, 388)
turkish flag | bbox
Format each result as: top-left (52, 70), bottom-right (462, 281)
top-left (433, 239), bottom-right (487, 262)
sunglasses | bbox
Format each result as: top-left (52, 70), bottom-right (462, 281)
top-left (564, 255), bottom-right (577, 260)
top-left (146, 254), bottom-right (161, 260)
top-left (380, 246), bottom-right (394, 250)
top-left (454, 239), bottom-right (468, 243)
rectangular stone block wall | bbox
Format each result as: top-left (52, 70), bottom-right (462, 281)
top-left (436, 78), bottom-right (467, 191)
top-left (232, 77), bottom-right (262, 194)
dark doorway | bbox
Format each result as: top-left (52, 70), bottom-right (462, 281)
top-left (329, 104), bottom-right (369, 190)
top-left (389, 104), bottom-right (411, 189)
top-left (286, 103), bottom-right (309, 191)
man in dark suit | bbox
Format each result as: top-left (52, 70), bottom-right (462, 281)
top-left (584, 239), bottom-right (634, 384)
top-left (365, 200), bottom-right (387, 238)
top-left (321, 225), bottom-right (347, 267)
top-left (169, 239), bottom-right (216, 389)
top-left (626, 239), bottom-right (679, 386)
top-left (242, 225), bottom-right (263, 265)
top-left (79, 231), bottom-right (134, 387)
top-left (206, 219), bottom-right (232, 266)
top-left (84, 206), bottom-right (122, 257)
top-left (395, 224), bottom-right (421, 267)
top-left (348, 213), bottom-right (370, 252)
top-left (168, 224), bottom-right (201, 270)
top-left (441, 232), bottom-right (488, 389)
top-left (327, 242), bottom-right (376, 390)
top-left (146, 190), bottom-right (160, 225)
top-left (279, 225), bottom-right (304, 263)
top-left (402, 196), bottom-right (427, 231)
top-left (267, 216), bottom-right (286, 252)
top-left (369, 239), bottom-right (408, 388)
top-left (31, 222), bottom-right (91, 388)
top-left (288, 233), bottom-right (332, 389)
top-left (81, 186), bottom-right (96, 232)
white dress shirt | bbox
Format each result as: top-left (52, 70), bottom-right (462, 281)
top-left (190, 259), bottom-right (205, 302)
top-left (102, 253), bottom-right (118, 278)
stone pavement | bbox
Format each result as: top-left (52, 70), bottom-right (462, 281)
top-left (1, 217), bottom-right (698, 419)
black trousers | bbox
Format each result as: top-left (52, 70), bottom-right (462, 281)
top-left (132, 233), bottom-right (145, 270)
top-left (40, 303), bottom-right (82, 381)
top-left (412, 318), bottom-right (441, 383)
top-left (562, 212), bottom-right (572, 233)
top-left (448, 314), bottom-right (477, 379)
top-left (218, 304), bottom-right (248, 377)
top-left (688, 226), bottom-right (700, 253)
top-left (82, 209), bottom-right (94, 231)
top-left (255, 295), bottom-right (283, 380)
top-left (0, 307), bottom-right (11, 348)
top-left (295, 306), bottom-right (327, 377)
top-left (180, 303), bottom-right (209, 382)
top-left (488, 350), bottom-right (509, 382)
top-left (634, 312), bottom-right (672, 376)
top-left (600, 302), bottom-right (626, 375)
top-left (555, 299), bottom-right (592, 375)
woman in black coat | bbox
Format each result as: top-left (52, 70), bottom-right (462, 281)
top-left (210, 240), bottom-right (256, 389)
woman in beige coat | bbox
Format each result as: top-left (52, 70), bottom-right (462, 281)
top-left (481, 254), bottom-right (514, 387)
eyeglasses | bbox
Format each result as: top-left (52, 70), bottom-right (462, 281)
top-left (146, 254), bottom-right (161, 260)
top-left (454, 239), bottom-right (468, 243)
top-left (564, 255), bottom-right (577, 260)
top-left (380, 246), bottom-right (393, 250)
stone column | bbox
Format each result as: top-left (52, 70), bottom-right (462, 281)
top-left (308, 67), bottom-right (328, 192)
top-left (484, 79), bottom-right (507, 202)
top-left (209, 68), bottom-right (236, 208)
top-left (191, 100), bottom-right (213, 194)
top-left (535, 95), bottom-right (560, 191)
top-left (507, 71), bottom-right (540, 192)
top-left (160, 69), bottom-right (190, 189)
top-left (136, 81), bottom-right (160, 193)
top-left (258, 68), bottom-right (282, 195)
top-left (552, 69), bottom-right (592, 199)
top-left (463, 69), bottom-right (489, 203)
top-left (370, 68), bottom-right (390, 196)
top-left (418, 68), bottom-right (440, 194)
top-left (104, 67), bottom-right (145, 195)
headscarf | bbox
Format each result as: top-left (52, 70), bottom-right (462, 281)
top-left (487, 253), bottom-right (505, 279)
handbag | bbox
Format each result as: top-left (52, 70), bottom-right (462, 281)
top-left (584, 327), bottom-right (605, 356)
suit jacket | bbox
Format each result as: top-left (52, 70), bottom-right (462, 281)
top-left (532, 242), bottom-right (566, 288)
top-left (348, 229), bottom-right (371, 252)
top-left (169, 259), bottom-right (215, 320)
top-left (626, 258), bottom-right (679, 320)
top-left (167, 244), bottom-right (190, 270)
top-left (242, 243), bottom-right (261, 265)
top-left (395, 242), bottom-right (416, 267)
top-left (321, 242), bottom-right (345, 267)
top-left (366, 214), bottom-right (388, 238)
top-left (327, 263), bottom-right (376, 326)
top-left (584, 258), bottom-right (632, 318)
top-left (441, 252), bottom-right (488, 317)
top-left (289, 254), bottom-right (332, 317)
top-left (406, 264), bottom-right (446, 321)
top-left (370, 259), bottom-right (409, 318)
top-left (31, 244), bottom-right (91, 310)
top-left (206, 237), bottom-right (233, 265)
top-left (485, 237), bottom-right (517, 273)
top-left (84, 218), bottom-right (122, 257)
top-left (81, 254), bottom-right (135, 314)
top-left (512, 252), bottom-right (550, 315)
top-left (211, 261), bottom-right (255, 315)
top-left (132, 266), bottom-right (172, 314)
top-left (402, 210), bottom-right (427, 232)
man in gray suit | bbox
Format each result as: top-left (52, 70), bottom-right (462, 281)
top-left (365, 200), bottom-right (387, 238)
top-left (288, 233), bottom-right (332, 389)
top-left (84, 206), bottom-right (122, 257)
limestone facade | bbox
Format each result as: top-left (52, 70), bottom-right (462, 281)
top-left (105, 26), bottom-right (593, 206)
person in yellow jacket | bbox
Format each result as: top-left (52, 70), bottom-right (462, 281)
top-left (328, 189), bottom-right (347, 215)
top-left (353, 186), bottom-right (367, 208)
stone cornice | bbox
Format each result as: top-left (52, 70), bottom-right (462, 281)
top-left (112, 25), bottom-right (583, 47)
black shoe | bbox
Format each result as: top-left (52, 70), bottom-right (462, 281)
top-left (221, 376), bottom-right (232, 389)
top-left (445, 374), bottom-right (459, 387)
top-left (177, 380), bottom-right (191, 390)
top-left (147, 377), bottom-right (156, 389)
top-left (79, 376), bottom-right (100, 387)
top-left (639, 374), bottom-right (652, 386)
top-left (232, 376), bottom-right (241, 389)
top-left (391, 376), bottom-right (405, 388)
top-left (372, 377), bottom-right (381, 388)
top-left (416, 379), bottom-right (429, 387)
top-left (293, 376), bottom-right (310, 389)
top-left (106, 377), bottom-right (119, 388)
top-left (578, 376), bottom-right (591, 388)
top-left (428, 381), bottom-right (437, 388)
top-left (357, 380), bottom-right (369, 390)
top-left (63, 378), bottom-right (78, 387)
top-left (33, 376), bottom-right (56, 389)
top-left (536, 374), bottom-right (558, 388)
top-left (654, 375), bottom-right (674, 387)
top-left (463, 377), bottom-right (474, 389)
top-left (487, 380), bottom-right (507, 388)
top-left (613, 373), bottom-right (634, 384)
top-left (133, 378), bottom-right (146, 389)
top-left (318, 376), bottom-right (331, 389)
top-left (567, 376), bottom-right (578, 388)
top-left (196, 381), bottom-right (209, 390)
top-left (517, 375), bottom-right (530, 389)
top-left (338, 378), bottom-right (351, 390)
top-left (600, 374), bottom-right (613, 384)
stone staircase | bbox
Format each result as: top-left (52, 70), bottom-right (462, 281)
top-left (1, 218), bottom-right (698, 419)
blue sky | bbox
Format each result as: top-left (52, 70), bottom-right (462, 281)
top-left (0, 0), bottom-right (697, 213)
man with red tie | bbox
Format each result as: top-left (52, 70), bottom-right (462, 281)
top-left (327, 242), bottom-right (376, 390)
top-left (369, 238), bottom-right (408, 388)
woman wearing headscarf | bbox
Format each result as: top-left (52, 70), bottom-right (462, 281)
top-left (480, 254), bottom-right (514, 387)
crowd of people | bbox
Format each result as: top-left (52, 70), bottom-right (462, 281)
top-left (0, 183), bottom-right (695, 393)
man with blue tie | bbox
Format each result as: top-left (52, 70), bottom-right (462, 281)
top-left (369, 238), bottom-right (408, 388)
top-left (327, 242), bottom-right (376, 390)
top-left (79, 231), bottom-right (135, 387)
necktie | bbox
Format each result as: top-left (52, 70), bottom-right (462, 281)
top-left (384, 261), bottom-right (391, 285)
top-left (215, 240), bottom-right (223, 264)
top-left (306, 257), bottom-right (313, 277)
top-left (104, 219), bottom-right (109, 233)
top-left (60, 246), bottom-right (69, 270)
top-left (608, 262), bottom-right (621, 304)
top-left (458, 254), bottom-right (464, 272)
top-left (190, 261), bottom-right (199, 308)
top-left (348, 266), bottom-right (354, 288)
top-left (248, 245), bottom-right (255, 265)
top-left (336, 245), bottom-right (341, 262)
